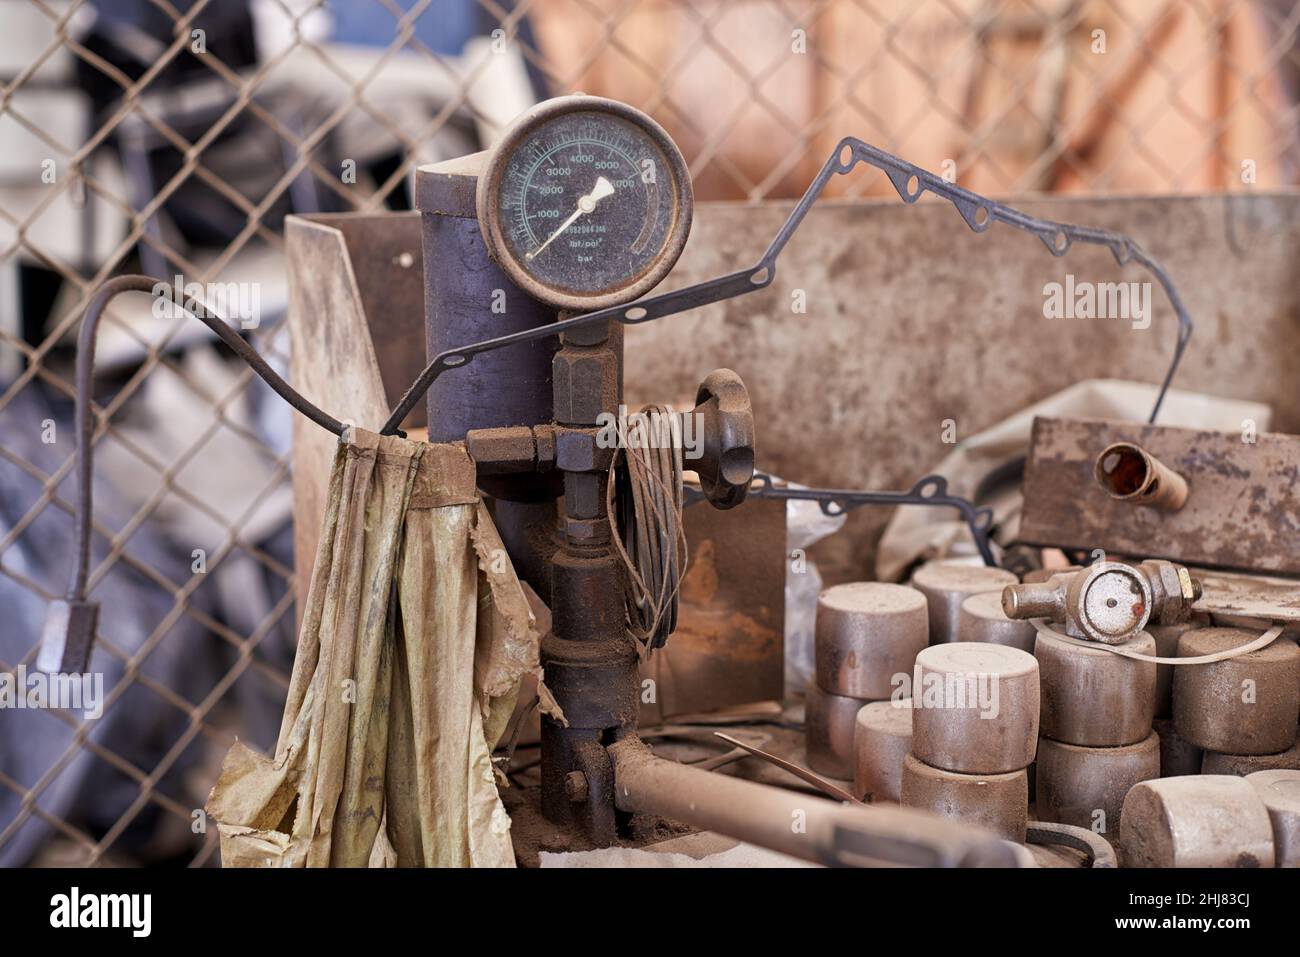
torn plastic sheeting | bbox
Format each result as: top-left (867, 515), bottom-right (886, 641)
top-left (785, 481), bottom-right (847, 692)
top-left (206, 427), bottom-right (562, 867)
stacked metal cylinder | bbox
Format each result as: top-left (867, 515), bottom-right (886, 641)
top-left (900, 641), bottom-right (1040, 841)
top-left (889, 562), bottom-right (1038, 840)
top-left (1148, 618), bottom-right (1208, 776)
top-left (1116, 618), bottom-right (1300, 866)
top-left (808, 561), bottom-right (1300, 866)
top-left (806, 582), bottom-right (929, 788)
top-left (1032, 626), bottom-right (1160, 849)
top-left (910, 561), bottom-right (1019, 646)
top-left (1174, 623), bottom-right (1300, 776)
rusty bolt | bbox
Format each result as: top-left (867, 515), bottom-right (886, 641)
top-left (555, 427), bottom-right (614, 473)
top-left (564, 771), bottom-right (589, 803)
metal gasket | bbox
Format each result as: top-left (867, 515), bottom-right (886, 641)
top-left (383, 136), bottom-right (1194, 435)
top-left (1025, 820), bottom-right (1118, 868)
top-left (684, 471), bottom-right (998, 567)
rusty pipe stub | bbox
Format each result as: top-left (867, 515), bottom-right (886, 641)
top-left (1094, 442), bottom-right (1188, 511)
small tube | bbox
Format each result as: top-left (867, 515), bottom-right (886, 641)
top-left (1001, 582), bottom-right (1064, 621)
top-left (1094, 442), bottom-right (1188, 512)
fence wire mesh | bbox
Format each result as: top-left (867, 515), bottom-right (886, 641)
top-left (0, 0), bottom-right (1297, 867)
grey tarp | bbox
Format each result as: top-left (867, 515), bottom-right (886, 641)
top-left (206, 427), bottom-right (561, 867)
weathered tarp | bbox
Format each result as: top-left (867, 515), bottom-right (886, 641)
top-left (206, 427), bottom-right (561, 867)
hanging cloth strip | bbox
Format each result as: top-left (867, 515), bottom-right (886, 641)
top-left (205, 428), bottom-right (563, 867)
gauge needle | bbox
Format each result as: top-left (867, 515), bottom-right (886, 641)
top-left (525, 176), bottom-right (615, 262)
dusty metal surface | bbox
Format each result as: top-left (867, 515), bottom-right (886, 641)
top-left (1172, 627), bottom-right (1300, 755)
top-left (815, 582), bottom-right (927, 698)
top-left (899, 753), bottom-right (1029, 843)
top-left (1035, 629), bottom-right (1157, 747)
top-left (623, 191), bottom-right (1300, 584)
top-left (1192, 568), bottom-right (1300, 623)
top-left (1020, 416), bottom-right (1300, 575)
top-left (304, 213), bottom-right (429, 429)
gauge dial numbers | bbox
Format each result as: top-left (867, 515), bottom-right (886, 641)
top-left (477, 96), bottom-right (693, 312)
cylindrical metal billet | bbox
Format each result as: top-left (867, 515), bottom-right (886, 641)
top-left (805, 680), bottom-right (868, 780)
top-left (853, 699), bottom-right (913, 803)
top-left (909, 561), bottom-right (1017, 645)
top-left (1201, 741), bottom-right (1300, 776)
top-left (1094, 442), bottom-right (1188, 512)
top-left (910, 643), bottom-right (1039, 774)
top-left (1152, 717), bottom-right (1203, 777)
top-left (1120, 775), bottom-right (1275, 868)
top-left (1036, 629), bottom-right (1157, 747)
top-left (957, 591), bottom-right (1036, 652)
top-left (1034, 733), bottom-right (1160, 843)
top-left (815, 582), bottom-right (928, 699)
top-left (1246, 770), bottom-right (1300, 868)
top-left (900, 753), bottom-right (1028, 842)
top-left (1148, 620), bottom-right (1206, 718)
top-left (1173, 627), bottom-right (1300, 755)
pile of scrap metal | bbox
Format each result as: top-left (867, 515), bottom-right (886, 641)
top-left (801, 414), bottom-right (1300, 868)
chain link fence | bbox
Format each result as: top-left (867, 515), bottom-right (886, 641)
top-left (1, 0), bottom-right (1297, 867)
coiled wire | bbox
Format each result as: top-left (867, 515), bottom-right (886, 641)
top-left (607, 404), bottom-right (688, 655)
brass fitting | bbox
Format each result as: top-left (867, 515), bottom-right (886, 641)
top-left (1002, 559), bottom-right (1201, 645)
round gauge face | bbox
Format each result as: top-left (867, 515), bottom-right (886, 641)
top-left (478, 97), bottom-right (692, 311)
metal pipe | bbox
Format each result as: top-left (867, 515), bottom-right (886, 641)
top-left (1001, 580), bottom-right (1065, 621)
top-left (607, 738), bottom-right (1029, 867)
top-left (1094, 442), bottom-right (1188, 511)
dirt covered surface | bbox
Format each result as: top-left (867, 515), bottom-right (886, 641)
top-left (502, 784), bottom-right (692, 869)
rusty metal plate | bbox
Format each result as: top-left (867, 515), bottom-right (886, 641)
top-left (639, 494), bottom-right (785, 723)
top-left (1019, 416), bottom-right (1300, 574)
top-left (286, 212), bottom-right (426, 622)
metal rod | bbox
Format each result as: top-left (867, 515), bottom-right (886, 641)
top-left (607, 738), bottom-right (1028, 868)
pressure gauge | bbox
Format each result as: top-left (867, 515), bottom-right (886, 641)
top-left (477, 95), bottom-right (693, 312)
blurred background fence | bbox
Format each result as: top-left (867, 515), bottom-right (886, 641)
top-left (0, 0), bottom-right (1297, 867)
